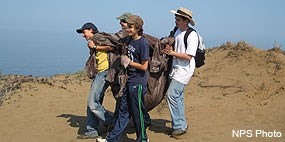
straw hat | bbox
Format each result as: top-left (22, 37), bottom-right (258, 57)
top-left (170, 7), bottom-right (195, 26)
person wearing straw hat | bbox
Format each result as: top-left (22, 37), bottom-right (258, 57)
top-left (162, 7), bottom-right (199, 137)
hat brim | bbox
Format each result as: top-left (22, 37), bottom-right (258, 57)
top-left (170, 10), bottom-right (195, 26)
top-left (116, 16), bottom-right (122, 20)
top-left (76, 28), bottom-right (84, 33)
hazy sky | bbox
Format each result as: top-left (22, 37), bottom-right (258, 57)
top-left (0, 0), bottom-right (284, 49)
top-left (0, 0), bottom-right (284, 75)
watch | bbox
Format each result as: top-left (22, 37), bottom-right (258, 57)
top-left (93, 45), bottom-right (97, 49)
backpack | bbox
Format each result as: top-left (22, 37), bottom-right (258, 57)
top-left (170, 27), bottom-right (206, 68)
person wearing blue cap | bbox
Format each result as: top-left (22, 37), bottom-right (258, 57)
top-left (76, 22), bottom-right (115, 139)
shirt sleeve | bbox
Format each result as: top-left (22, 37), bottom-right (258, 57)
top-left (186, 31), bottom-right (199, 57)
top-left (140, 39), bottom-right (150, 61)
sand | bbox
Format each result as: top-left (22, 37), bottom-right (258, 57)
top-left (0, 41), bottom-right (285, 142)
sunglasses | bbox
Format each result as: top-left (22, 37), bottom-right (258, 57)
top-left (120, 20), bottom-right (127, 23)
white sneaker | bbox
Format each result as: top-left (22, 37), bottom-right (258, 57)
top-left (96, 137), bottom-right (107, 142)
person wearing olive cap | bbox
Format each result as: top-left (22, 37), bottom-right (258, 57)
top-left (98, 13), bottom-right (134, 122)
top-left (115, 12), bottom-right (133, 39)
top-left (97, 15), bottom-right (149, 142)
top-left (76, 22), bottom-right (115, 139)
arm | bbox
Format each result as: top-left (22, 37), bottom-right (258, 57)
top-left (88, 40), bottom-right (114, 51)
top-left (163, 31), bottom-right (198, 60)
top-left (121, 55), bottom-right (149, 71)
top-left (129, 60), bottom-right (149, 72)
top-left (163, 44), bottom-right (193, 60)
top-left (94, 45), bottom-right (114, 51)
top-left (121, 38), bottom-right (149, 71)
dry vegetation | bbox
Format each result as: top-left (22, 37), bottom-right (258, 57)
top-left (1, 41), bottom-right (285, 142)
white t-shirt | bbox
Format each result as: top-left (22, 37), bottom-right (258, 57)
top-left (170, 28), bottom-right (198, 84)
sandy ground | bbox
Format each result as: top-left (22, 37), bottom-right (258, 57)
top-left (1, 41), bottom-right (285, 142)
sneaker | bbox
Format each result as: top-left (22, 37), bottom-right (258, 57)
top-left (144, 138), bottom-right (150, 142)
top-left (171, 129), bottom-right (187, 136)
top-left (77, 131), bottom-right (99, 139)
top-left (165, 130), bottom-right (172, 135)
top-left (96, 137), bottom-right (107, 142)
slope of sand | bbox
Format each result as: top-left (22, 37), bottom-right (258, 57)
top-left (0, 41), bottom-right (285, 142)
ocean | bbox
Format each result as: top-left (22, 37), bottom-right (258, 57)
top-left (0, 31), bottom-right (90, 77)
top-left (1, 29), bottom-right (278, 77)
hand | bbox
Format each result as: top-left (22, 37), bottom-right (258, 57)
top-left (164, 44), bottom-right (172, 50)
top-left (88, 40), bottom-right (95, 49)
top-left (162, 44), bottom-right (174, 55)
top-left (121, 55), bottom-right (131, 68)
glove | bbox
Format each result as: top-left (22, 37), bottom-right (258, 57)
top-left (121, 55), bottom-right (131, 68)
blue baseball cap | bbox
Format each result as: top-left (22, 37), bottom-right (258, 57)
top-left (76, 22), bottom-right (98, 33)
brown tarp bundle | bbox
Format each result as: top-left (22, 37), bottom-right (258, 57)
top-left (89, 32), bottom-right (174, 112)
top-left (143, 34), bottom-right (174, 111)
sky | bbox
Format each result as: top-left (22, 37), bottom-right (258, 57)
top-left (1, 0), bottom-right (284, 48)
top-left (0, 0), bottom-right (284, 76)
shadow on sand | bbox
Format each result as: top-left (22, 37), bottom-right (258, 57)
top-left (57, 114), bottom-right (171, 141)
top-left (57, 114), bottom-right (86, 135)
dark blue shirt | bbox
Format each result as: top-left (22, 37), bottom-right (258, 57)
top-left (127, 36), bottom-right (149, 84)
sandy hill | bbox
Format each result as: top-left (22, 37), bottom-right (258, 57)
top-left (0, 41), bottom-right (284, 142)
top-left (193, 41), bottom-right (285, 106)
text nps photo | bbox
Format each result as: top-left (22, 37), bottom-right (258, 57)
top-left (232, 130), bottom-right (282, 138)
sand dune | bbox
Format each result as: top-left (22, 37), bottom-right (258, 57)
top-left (1, 41), bottom-right (284, 142)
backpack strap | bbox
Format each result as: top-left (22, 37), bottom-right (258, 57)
top-left (170, 27), bottom-right (196, 49)
top-left (169, 26), bottom-right (179, 37)
top-left (196, 33), bottom-right (200, 51)
top-left (184, 27), bottom-right (195, 49)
